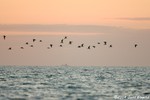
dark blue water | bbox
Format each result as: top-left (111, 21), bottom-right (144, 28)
top-left (0, 66), bottom-right (150, 100)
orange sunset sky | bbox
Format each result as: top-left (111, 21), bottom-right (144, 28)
top-left (0, 0), bottom-right (150, 27)
top-left (0, 0), bottom-right (150, 66)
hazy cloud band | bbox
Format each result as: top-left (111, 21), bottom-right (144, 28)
top-left (117, 17), bottom-right (150, 21)
top-left (0, 24), bottom-right (149, 34)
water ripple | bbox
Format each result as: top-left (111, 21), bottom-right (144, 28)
top-left (0, 66), bottom-right (150, 100)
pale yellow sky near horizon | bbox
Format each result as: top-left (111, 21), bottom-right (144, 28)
top-left (0, 0), bottom-right (150, 29)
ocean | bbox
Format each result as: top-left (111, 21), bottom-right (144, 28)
top-left (0, 66), bottom-right (150, 100)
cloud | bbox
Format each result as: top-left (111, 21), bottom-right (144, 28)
top-left (0, 24), bottom-right (123, 33)
top-left (0, 24), bottom-right (149, 34)
top-left (117, 17), bottom-right (150, 21)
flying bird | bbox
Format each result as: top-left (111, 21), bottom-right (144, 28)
top-left (20, 47), bottom-right (24, 49)
top-left (104, 41), bottom-right (107, 45)
top-left (81, 44), bottom-right (84, 47)
top-left (109, 45), bottom-right (112, 48)
top-left (30, 45), bottom-right (33, 47)
top-left (26, 42), bottom-right (29, 45)
top-left (98, 42), bottom-right (100, 44)
top-left (39, 40), bottom-right (42, 42)
top-left (33, 39), bottom-right (36, 42)
top-left (8, 47), bottom-right (12, 50)
top-left (64, 36), bottom-right (67, 39)
top-left (135, 44), bottom-right (138, 48)
top-left (3, 35), bottom-right (6, 40)
top-left (93, 46), bottom-right (96, 48)
top-left (69, 41), bottom-right (72, 44)
top-left (50, 44), bottom-right (53, 48)
top-left (61, 39), bottom-right (64, 43)
top-left (60, 45), bottom-right (63, 47)
top-left (88, 46), bottom-right (90, 49)
top-left (78, 46), bottom-right (81, 48)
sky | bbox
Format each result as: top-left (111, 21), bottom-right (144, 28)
top-left (0, 0), bottom-right (150, 66)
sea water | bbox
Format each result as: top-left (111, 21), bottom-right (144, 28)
top-left (0, 66), bottom-right (150, 100)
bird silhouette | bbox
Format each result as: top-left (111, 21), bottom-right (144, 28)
top-left (81, 44), bottom-right (84, 47)
top-left (98, 42), bottom-right (100, 44)
top-left (93, 46), bottom-right (96, 48)
top-left (135, 44), bottom-right (138, 48)
top-left (50, 44), bottom-right (53, 48)
top-left (3, 35), bottom-right (6, 40)
top-left (88, 46), bottom-right (90, 49)
top-left (64, 36), bottom-right (67, 39)
top-left (109, 45), bottom-right (112, 48)
top-left (104, 41), bottom-right (107, 45)
top-left (26, 42), bottom-right (29, 45)
top-left (60, 45), bottom-right (63, 47)
top-left (20, 47), bottom-right (24, 49)
top-left (78, 46), bottom-right (81, 48)
top-left (8, 47), bottom-right (12, 50)
top-left (61, 39), bottom-right (64, 43)
top-left (69, 41), bottom-right (72, 44)
top-left (39, 40), bottom-right (42, 42)
top-left (33, 39), bottom-right (36, 42)
top-left (30, 45), bottom-right (33, 47)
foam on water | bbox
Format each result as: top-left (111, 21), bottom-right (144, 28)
top-left (0, 66), bottom-right (150, 100)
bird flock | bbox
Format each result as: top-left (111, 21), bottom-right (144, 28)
top-left (2, 35), bottom-right (138, 51)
